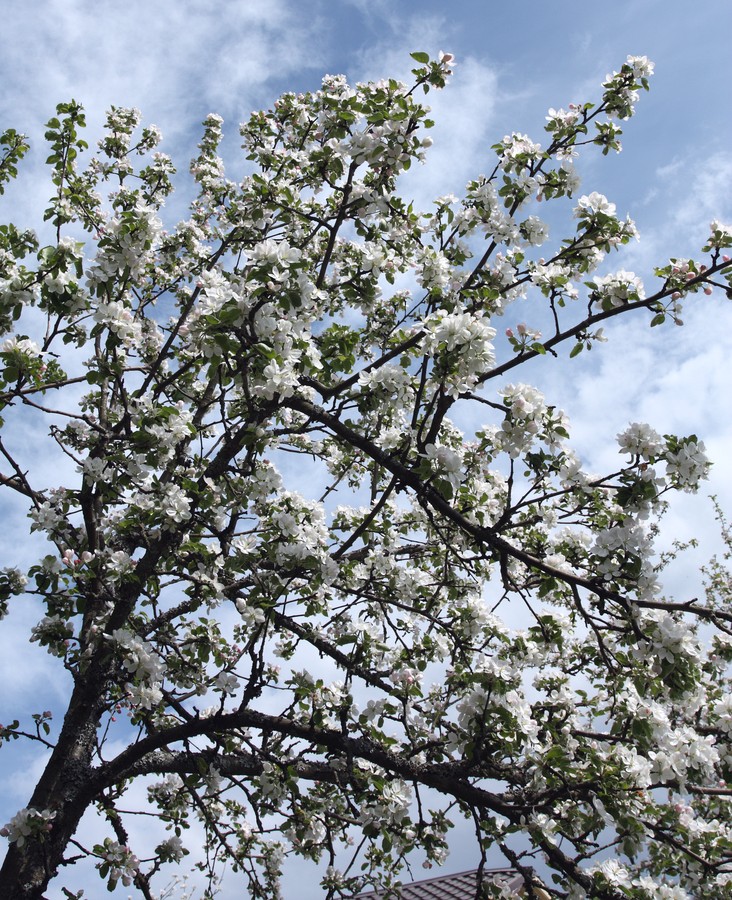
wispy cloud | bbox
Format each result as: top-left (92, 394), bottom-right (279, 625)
top-left (4, 0), bottom-right (322, 126)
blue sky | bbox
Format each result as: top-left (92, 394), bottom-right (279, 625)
top-left (1, 1), bottom-right (731, 897)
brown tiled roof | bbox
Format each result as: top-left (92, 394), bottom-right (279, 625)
top-left (352, 868), bottom-right (527, 899)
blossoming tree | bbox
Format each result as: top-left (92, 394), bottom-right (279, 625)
top-left (1, 52), bottom-right (731, 899)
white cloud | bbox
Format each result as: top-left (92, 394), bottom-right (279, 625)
top-left (1, 0), bottom-right (325, 203)
top-left (4, 0), bottom-right (320, 118)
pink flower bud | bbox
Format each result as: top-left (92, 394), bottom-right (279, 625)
top-left (505, 328), bottom-right (514, 338)
top-left (704, 287), bottom-right (713, 295)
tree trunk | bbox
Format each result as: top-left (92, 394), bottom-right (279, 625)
top-left (0, 678), bottom-right (101, 898)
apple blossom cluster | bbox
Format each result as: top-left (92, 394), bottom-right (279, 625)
top-left (1, 51), bottom-right (732, 900)
top-left (0, 567), bottom-right (27, 621)
top-left (492, 382), bottom-right (569, 458)
top-left (590, 269), bottom-right (645, 310)
top-left (29, 614), bottom-right (74, 657)
top-left (616, 424), bottom-right (711, 497)
top-left (94, 837), bottom-right (140, 888)
top-left (602, 55), bottom-right (654, 121)
top-left (359, 779), bottom-right (413, 830)
top-left (107, 628), bottom-right (166, 710)
top-left (423, 309), bottom-right (497, 395)
top-left (86, 201), bottom-right (164, 294)
top-left (0, 808), bottom-right (55, 848)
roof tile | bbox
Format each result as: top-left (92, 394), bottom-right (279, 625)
top-left (352, 868), bottom-right (527, 899)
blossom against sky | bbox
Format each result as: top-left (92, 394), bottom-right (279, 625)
top-left (1, 1), bottom-right (731, 897)
top-left (2, 0), bottom-right (729, 479)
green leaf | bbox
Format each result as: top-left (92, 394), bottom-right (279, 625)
top-left (410, 51), bottom-right (430, 64)
top-left (569, 342), bottom-right (584, 358)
